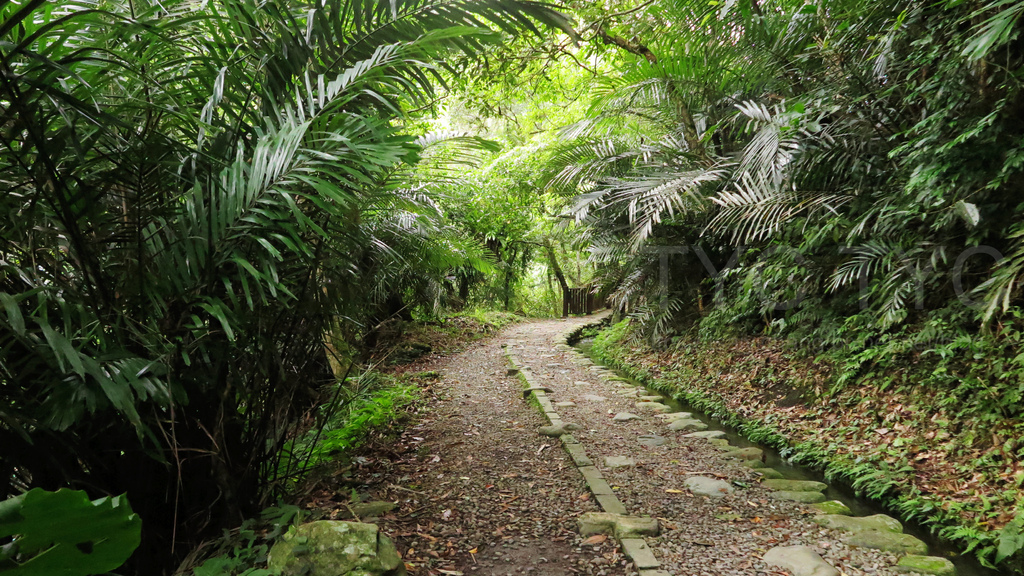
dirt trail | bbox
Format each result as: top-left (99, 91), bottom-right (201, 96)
top-left (336, 317), bottom-right (911, 576)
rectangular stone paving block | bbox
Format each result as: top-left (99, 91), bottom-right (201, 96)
top-left (578, 466), bottom-right (614, 495)
top-left (620, 538), bottom-right (660, 569)
top-left (564, 443), bottom-right (593, 467)
top-left (595, 494), bottom-right (627, 515)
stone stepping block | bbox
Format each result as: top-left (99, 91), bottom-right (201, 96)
top-left (709, 438), bottom-right (731, 448)
top-left (596, 494), bottom-right (628, 515)
top-left (615, 389), bottom-right (640, 396)
top-left (577, 512), bottom-right (659, 539)
top-left (554, 401), bottom-right (576, 407)
top-left (668, 419), bottom-right (707, 432)
top-left (635, 402), bottom-right (671, 413)
top-left (604, 456), bottom-right (636, 468)
top-left (721, 447), bottom-right (764, 461)
top-left (756, 468), bottom-right (785, 480)
top-left (522, 386), bottom-right (553, 398)
top-left (620, 538), bottom-right (660, 569)
top-left (844, 531), bottom-right (927, 555)
top-left (896, 554), bottom-right (955, 576)
top-left (613, 412), bottom-right (641, 421)
top-left (684, 430), bottom-right (727, 440)
top-left (812, 513), bottom-right (902, 534)
top-left (656, 412), bottom-right (693, 420)
top-left (762, 545), bottom-right (839, 576)
top-left (583, 394), bottom-right (607, 402)
top-left (684, 476), bottom-right (734, 497)
top-left (638, 395), bottom-right (663, 401)
top-left (638, 434), bottom-right (668, 447)
top-left (539, 423), bottom-right (581, 437)
top-left (763, 479), bottom-right (827, 492)
top-left (773, 491), bottom-right (827, 503)
top-left (812, 501), bottom-right (852, 515)
top-left (564, 443), bottom-right (593, 467)
top-left (743, 459), bottom-right (767, 468)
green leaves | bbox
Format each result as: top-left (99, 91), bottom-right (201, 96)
top-left (0, 489), bottom-right (141, 576)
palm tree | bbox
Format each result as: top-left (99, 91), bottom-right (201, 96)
top-left (0, 0), bottom-right (572, 571)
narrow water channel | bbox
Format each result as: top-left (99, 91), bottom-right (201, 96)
top-left (573, 337), bottom-right (1004, 576)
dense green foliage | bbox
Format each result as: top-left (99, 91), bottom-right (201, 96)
top-left (0, 0), bottom-right (570, 572)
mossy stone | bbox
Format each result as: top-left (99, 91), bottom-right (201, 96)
top-left (844, 531), bottom-right (928, 555)
top-left (763, 479), bottom-right (827, 492)
top-left (896, 555), bottom-right (956, 576)
top-left (812, 501), bottom-right (853, 515)
top-left (812, 514), bottom-right (902, 534)
top-left (268, 521), bottom-right (405, 576)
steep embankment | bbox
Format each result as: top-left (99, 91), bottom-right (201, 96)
top-left (589, 320), bottom-right (1024, 573)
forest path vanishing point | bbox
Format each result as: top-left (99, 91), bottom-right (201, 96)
top-left (337, 316), bottom-right (937, 576)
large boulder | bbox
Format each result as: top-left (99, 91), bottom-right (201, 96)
top-left (268, 521), bottom-right (406, 576)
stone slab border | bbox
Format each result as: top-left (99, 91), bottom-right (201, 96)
top-left (502, 314), bottom-right (668, 576)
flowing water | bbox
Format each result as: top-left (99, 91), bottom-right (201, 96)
top-left (574, 337), bottom-right (1004, 576)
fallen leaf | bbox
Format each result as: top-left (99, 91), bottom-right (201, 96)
top-left (582, 534), bottom-right (608, 546)
top-left (665, 489), bottom-right (683, 494)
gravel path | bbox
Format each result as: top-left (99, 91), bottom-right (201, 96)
top-left (337, 317), bottom-right (911, 576)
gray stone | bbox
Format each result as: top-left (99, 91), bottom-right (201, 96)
top-left (763, 479), bottom-right (827, 492)
top-left (613, 412), bottom-right (641, 421)
top-left (620, 538), bottom-right (660, 569)
top-left (268, 521), bottom-right (405, 576)
top-left (638, 571), bottom-right (672, 576)
top-left (604, 456), bottom-right (636, 468)
top-left (843, 531), bottom-right (928, 555)
top-left (564, 443), bottom-right (593, 467)
top-left (554, 401), bottom-right (576, 407)
top-left (773, 491), bottom-right (827, 503)
top-left (638, 434), bottom-right (668, 447)
top-left (583, 394), bottom-right (607, 402)
top-left (762, 545), bottom-right (839, 576)
top-left (668, 419), bottom-right (707, 432)
top-left (812, 514), bottom-right (902, 534)
top-left (539, 423), bottom-right (581, 437)
top-left (684, 430), bottom-right (727, 439)
top-left (757, 468), bottom-right (785, 480)
top-left (349, 501), bottom-right (396, 518)
top-left (812, 501), bottom-right (853, 515)
top-left (574, 381), bottom-right (591, 386)
top-left (896, 555), bottom-right (956, 576)
top-left (595, 494), bottom-right (628, 515)
top-left (635, 401), bottom-right (670, 413)
top-left (684, 476), bottom-right (734, 497)
top-left (656, 412), bottom-right (694, 420)
top-left (721, 447), bottom-right (764, 461)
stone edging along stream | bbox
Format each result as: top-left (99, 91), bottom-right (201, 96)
top-left (504, 317), bottom-right (962, 576)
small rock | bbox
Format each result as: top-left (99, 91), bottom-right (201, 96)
top-left (635, 402), bottom-right (670, 413)
top-left (762, 479), bottom-right (827, 492)
top-left (583, 394), bottom-right (607, 402)
top-left (895, 554), bottom-right (956, 576)
top-left (684, 476), bottom-right (734, 497)
top-left (812, 501), bottom-right (853, 515)
top-left (773, 491), bottom-right (827, 503)
top-left (812, 514), bottom-right (902, 534)
top-left (667, 419), bottom-right (707, 432)
top-left (612, 412), bottom-right (641, 422)
top-left (762, 545), bottom-right (840, 576)
top-left (843, 531), bottom-right (928, 555)
top-left (655, 412), bottom-right (693, 420)
top-left (604, 456), bottom-right (636, 468)
top-left (683, 430), bottom-right (727, 440)
top-left (349, 501), bottom-right (396, 518)
top-left (720, 447), bottom-right (764, 461)
top-left (638, 434), bottom-right (668, 447)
